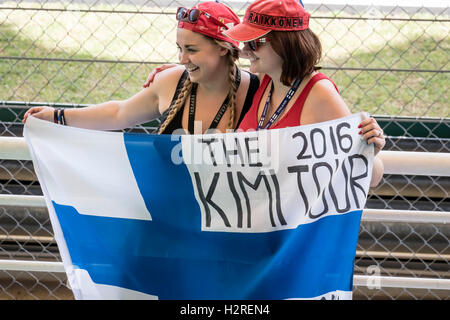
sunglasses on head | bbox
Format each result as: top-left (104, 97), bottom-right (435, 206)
top-left (176, 7), bottom-right (228, 29)
top-left (247, 37), bottom-right (270, 51)
top-left (176, 7), bottom-right (201, 23)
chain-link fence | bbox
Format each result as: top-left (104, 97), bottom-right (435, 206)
top-left (1, 1), bottom-right (449, 299)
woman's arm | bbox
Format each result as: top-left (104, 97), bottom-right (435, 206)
top-left (23, 67), bottom-right (183, 130)
top-left (359, 116), bottom-right (386, 187)
top-left (143, 64), bottom-right (178, 88)
top-left (23, 88), bottom-right (159, 131)
top-left (64, 85), bottom-right (161, 130)
top-left (370, 156), bottom-right (384, 187)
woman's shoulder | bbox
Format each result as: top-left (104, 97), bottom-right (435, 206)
top-left (148, 65), bottom-right (187, 115)
top-left (301, 73), bottom-right (350, 124)
top-left (152, 65), bottom-right (187, 88)
top-left (310, 76), bottom-right (339, 96)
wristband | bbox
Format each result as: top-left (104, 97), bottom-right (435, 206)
top-left (54, 109), bottom-right (58, 123)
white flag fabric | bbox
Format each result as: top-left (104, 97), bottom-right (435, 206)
top-left (24, 113), bottom-right (373, 300)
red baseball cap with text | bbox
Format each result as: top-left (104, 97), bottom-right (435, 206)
top-left (178, 1), bottom-right (241, 48)
top-left (223, 0), bottom-right (310, 42)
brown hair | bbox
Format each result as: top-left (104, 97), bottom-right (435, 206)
top-left (158, 38), bottom-right (240, 134)
top-left (268, 29), bottom-right (322, 86)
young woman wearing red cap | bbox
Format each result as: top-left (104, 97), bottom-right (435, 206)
top-left (144, 1), bottom-right (385, 186)
top-left (23, 2), bottom-right (260, 135)
top-left (222, 0), bottom-right (385, 187)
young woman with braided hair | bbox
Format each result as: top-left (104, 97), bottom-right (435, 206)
top-left (157, 37), bottom-right (247, 134)
top-left (23, 2), bottom-right (260, 135)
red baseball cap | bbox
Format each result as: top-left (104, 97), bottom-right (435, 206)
top-left (177, 2), bottom-right (241, 48)
top-left (223, 0), bottom-right (310, 42)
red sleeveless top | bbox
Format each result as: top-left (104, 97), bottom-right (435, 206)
top-left (238, 73), bottom-right (339, 131)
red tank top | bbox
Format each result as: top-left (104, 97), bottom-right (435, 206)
top-left (238, 73), bottom-right (339, 131)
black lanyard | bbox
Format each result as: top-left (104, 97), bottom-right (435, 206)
top-left (188, 68), bottom-right (241, 134)
top-left (257, 78), bottom-right (302, 130)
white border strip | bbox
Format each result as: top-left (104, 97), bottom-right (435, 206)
top-left (1, 259), bottom-right (449, 290)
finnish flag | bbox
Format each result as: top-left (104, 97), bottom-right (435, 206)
top-left (24, 113), bottom-right (373, 300)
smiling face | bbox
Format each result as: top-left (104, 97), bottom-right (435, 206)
top-left (241, 38), bottom-right (283, 77)
top-left (176, 28), bottom-right (228, 84)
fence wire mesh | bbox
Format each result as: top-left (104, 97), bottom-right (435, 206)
top-left (0, 1), bottom-right (449, 300)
